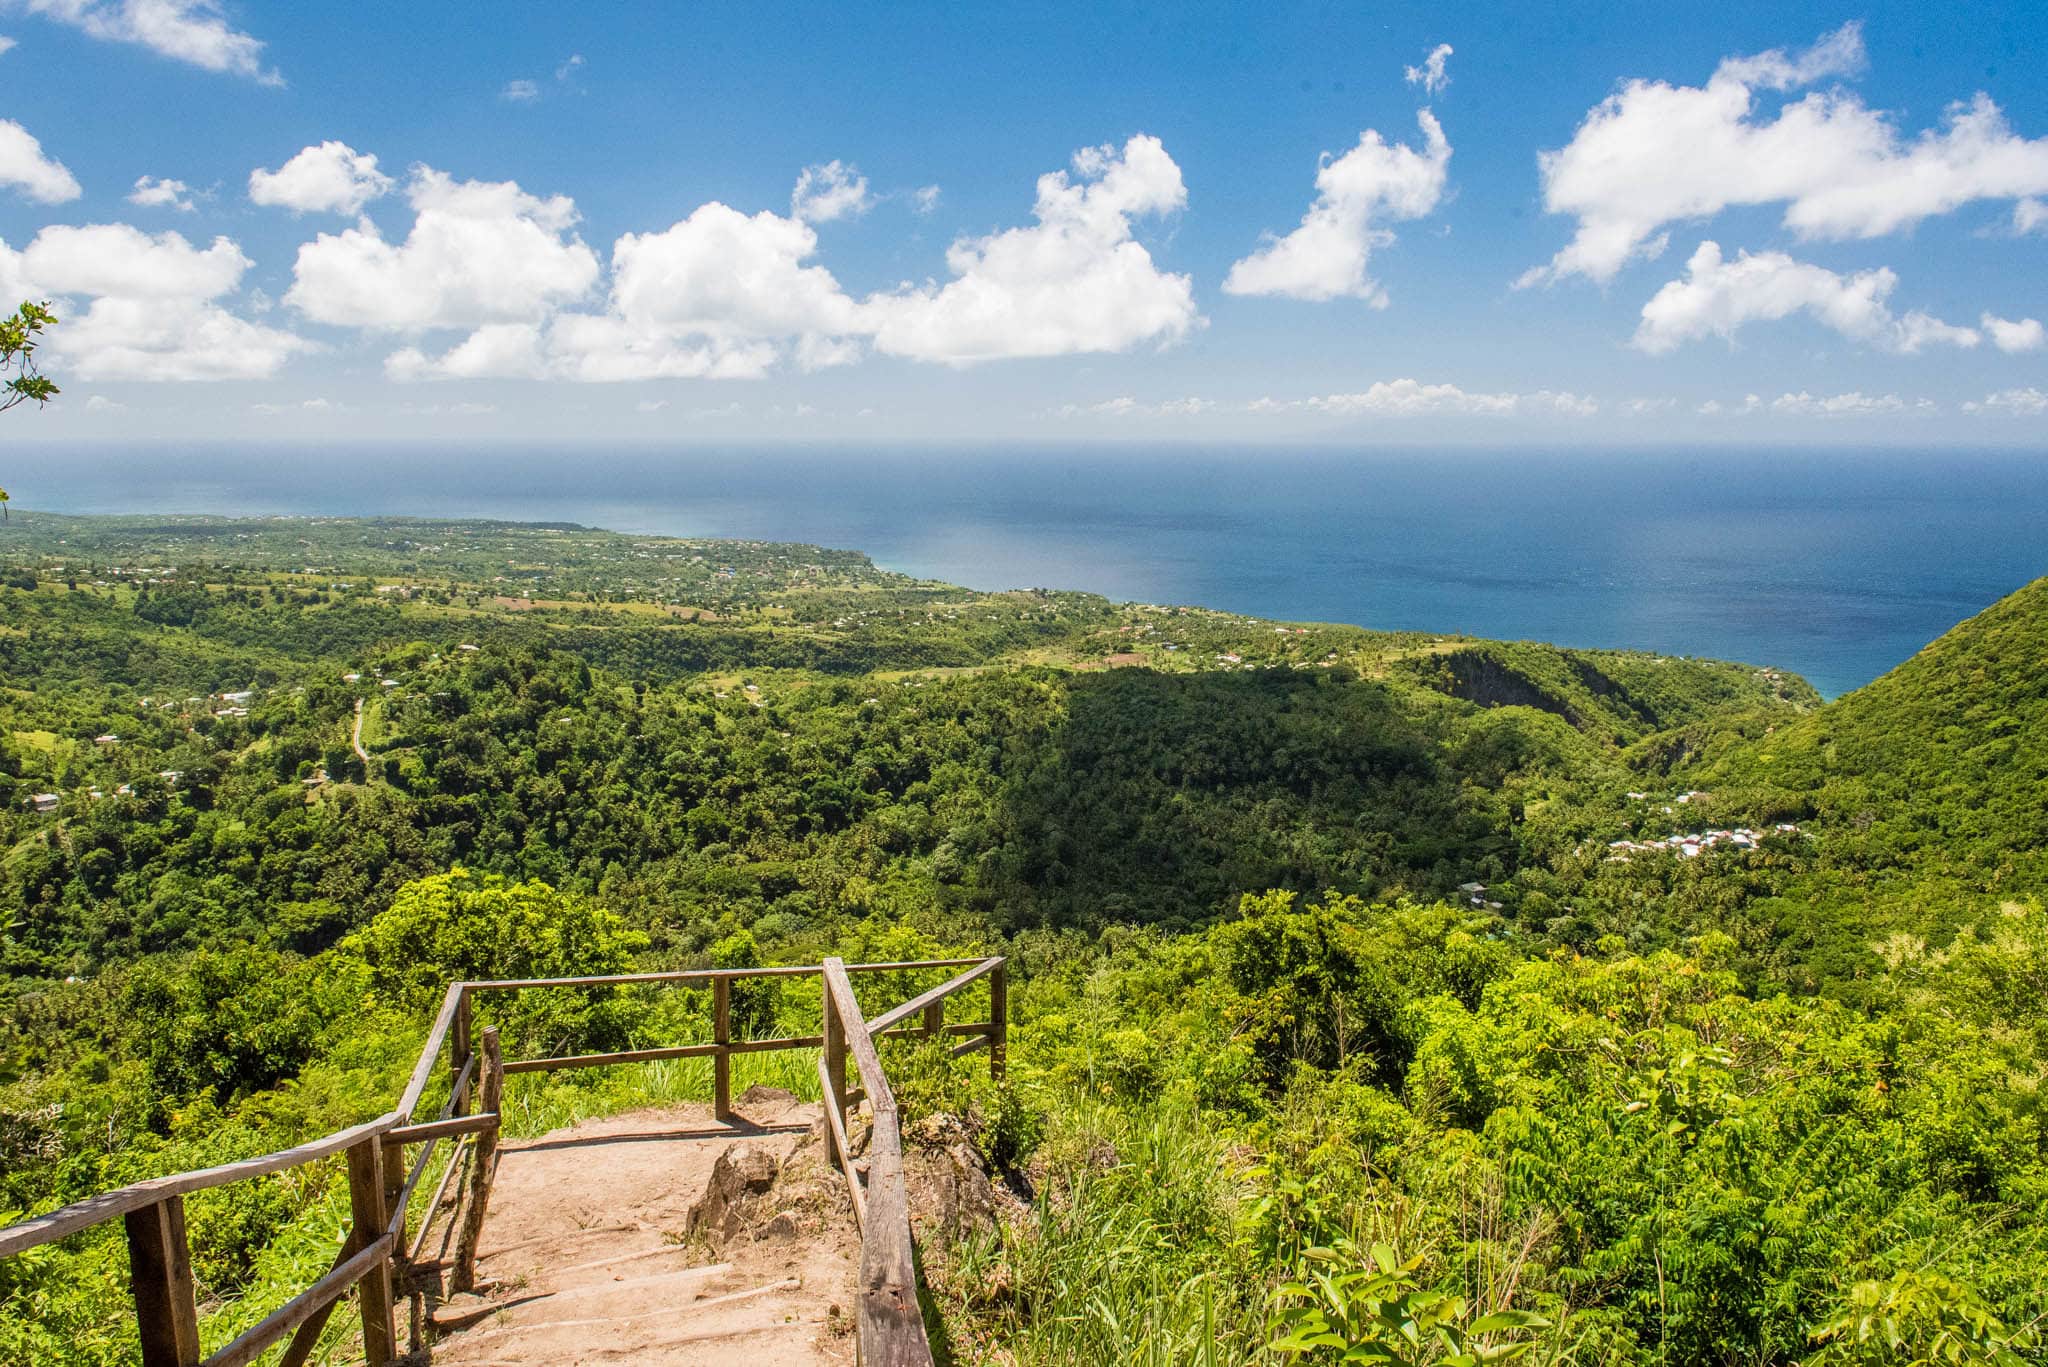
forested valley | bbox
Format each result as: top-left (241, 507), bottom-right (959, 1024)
top-left (2, 514), bottom-right (2042, 1366)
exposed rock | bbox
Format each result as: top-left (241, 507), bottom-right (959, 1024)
top-left (902, 1112), bottom-right (1028, 1242)
top-left (687, 1140), bottom-right (782, 1241)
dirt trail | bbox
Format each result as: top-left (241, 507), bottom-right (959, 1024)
top-left (427, 1092), bottom-right (858, 1366)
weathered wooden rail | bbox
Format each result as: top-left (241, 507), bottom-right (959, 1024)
top-left (0, 955), bottom-right (1006, 1367)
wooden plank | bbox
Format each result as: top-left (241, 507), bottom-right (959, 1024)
top-left (990, 960), bottom-right (1008, 1082)
top-left (816, 1055), bottom-right (866, 1230)
top-left (395, 980), bottom-right (466, 1121)
top-left (407, 1133), bottom-right (471, 1262)
top-left (458, 957), bottom-right (986, 991)
top-left (271, 1239), bottom-right (359, 1367)
top-left (823, 958), bottom-right (896, 1117)
top-left (864, 957), bottom-right (1001, 1038)
top-left (855, 1108), bottom-right (933, 1366)
top-left (923, 999), bottom-right (944, 1039)
top-left (451, 1028), bottom-right (503, 1293)
top-left (450, 989), bottom-right (473, 1117)
top-left (383, 1112), bottom-right (498, 1147)
top-left (504, 1042), bottom-right (719, 1074)
top-left (199, 1235), bottom-right (392, 1367)
top-left (0, 1113), bottom-right (401, 1257)
top-left (950, 1035), bottom-right (993, 1059)
top-left (821, 967), bottom-right (848, 1167)
top-left (346, 1136), bottom-right (397, 1366)
top-left (713, 978), bottom-right (732, 1122)
top-left (126, 1196), bottom-right (200, 1367)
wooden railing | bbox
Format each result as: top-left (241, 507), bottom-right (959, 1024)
top-left (0, 955), bottom-right (1005, 1367)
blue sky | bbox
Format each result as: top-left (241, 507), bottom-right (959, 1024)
top-left (2, 0), bottom-right (2045, 444)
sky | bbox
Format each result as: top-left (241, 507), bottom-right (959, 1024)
top-left (1, 0), bottom-right (2045, 446)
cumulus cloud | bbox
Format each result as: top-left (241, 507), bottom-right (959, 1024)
top-left (1633, 242), bottom-right (1980, 355)
top-left (0, 119), bottom-right (81, 202)
top-left (19, 0), bottom-right (279, 83)
top-left (867, 135), bottom-right (1198, 364)
top-left (1770, 390), bottom-right (1934, 417)
top-left (250, 141), bottom-right (393, 215)
top-left (911, 184), bottom-right (941, 215)
top-left (1, 223), bottom-right (309, 379)
top-left (288, 167), bottom-right (601, 331)
top-left (1404, 43), bottom-right (1452, 96)
top-left (1979, 312), bottom-right (2045, 353)
top-left (2017, 199), bottom-right (2048, 234)
top-left (128, 174), bottom-right (194, 211)
top-left (0, 35), bottom-right (15, 55)
top-left (1522, 23), bottom-right (2048, 286)
top-left (790, 160), bottom-right (871, 223)
top-left (1224, 111), bottom-right (1449, 305)
top-left (378, 137), bottom-right (1199, 380)
top-left (1963, 387), bottom-right (2048, 415)
top-left (500, 78), bottom-right (539, 103)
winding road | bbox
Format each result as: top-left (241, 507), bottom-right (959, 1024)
top-left (351, 696), bottom-right (370, 764)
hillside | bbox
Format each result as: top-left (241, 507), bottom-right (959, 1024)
top-left (3, 515), bottom-right (2044, 1367)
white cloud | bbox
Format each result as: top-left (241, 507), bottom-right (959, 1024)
top-left (1770, 390), bottom-right (1934, 417)
top-left (20, 0), bottom-right (279, 83)
top-left (84, 393), bottom-right (123, 411)
top-left (1249, 379), bottom-right (1596, 418)
top-left (1057, 395), bottom-right (1213, 418)
top-left (911, 185), bottom-right (941, 215)
top-left (635, 398), bottom-right (668, 413)
top-left (380, 139), bottom-right (1200, 380)
top-left (868, 134), bottom-right (1197, 364)
top-left (790, 160), bottom-right (871, 223)
top-left (1522, 23), bottom-right (2048, 285)
top-left (2017, 199), bottom-right (2048, 234)
top-left (1404, 43), bottom-right (1452, 96)
top-left (500, 78), bottom-right (539, 103)
top-left (2, 223), bottom-right (310, 379)
top-left (1980, 312), bottom-right (2045, 353)
top-left (289, 167), bottom-right (600, 330)
top-left (127, 174), bottom-right (194, 211)
top-left (1633, 241), bottom-right (1980, 355)
top-left (1622, 397), bottom-right (1678, 415)
top-left (555, 53), bottom-right (583, 82)
top-left (1962, 387), bottom-right (2048, 415)
top-left (0, 35), bottom-right (15, 55)
top-left (1224, 111), bottom-right (1449, 305)
top-left (0, 118), bottom-right (81, 203)
top-left (250, 141), bottom-right (393, 215)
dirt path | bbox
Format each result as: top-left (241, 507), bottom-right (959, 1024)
top-left (351, 697), bottom-right (370, 765)
top-left (427, 1092), bottom-right (858, 1366)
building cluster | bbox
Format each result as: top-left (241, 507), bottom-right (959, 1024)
top-left (1607, 824), bottom-right (1801, 860)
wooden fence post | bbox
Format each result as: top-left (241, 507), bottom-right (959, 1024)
top-left (345, 1135), bottom-right (398, 1367)
top-left (989, 960), bottom-right (1007, 1082)
top-left (451, 1027), bottom-right (503, 1293)
top-left (922, 996), bottom-right (943, 1039)
top-left (821, 970), bottom-right (846, 1164)
top-left (450, 988), bottom-right (473, 1116)
top-left (125, 1195), bottom-right (200, 1367)
top-left (713, 977), bottom-right (732, 1122)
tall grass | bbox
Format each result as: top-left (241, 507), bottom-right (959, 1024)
top-left (938, 1097), bottom-right (1270, 1366)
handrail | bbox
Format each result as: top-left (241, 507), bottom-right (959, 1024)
top-left (0, 1114), bottom-right (400, 1258)
top-left (0, 953), bottom-right (1007, 1367)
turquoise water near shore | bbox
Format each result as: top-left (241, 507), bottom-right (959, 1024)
top-left (10, 444), bottom-right (2045, 698)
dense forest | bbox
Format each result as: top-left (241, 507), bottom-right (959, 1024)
top-left (0, 514), bottom-right (2041, 1365)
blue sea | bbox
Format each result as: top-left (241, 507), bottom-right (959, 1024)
top-left (10, 444), bottom-right (2046, 699)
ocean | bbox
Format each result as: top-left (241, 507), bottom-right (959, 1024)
top-left (10, 443), bottom-right (2045, 699)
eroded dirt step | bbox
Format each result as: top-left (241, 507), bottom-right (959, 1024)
top-left (427, 1088), bottom-right (858, 1367)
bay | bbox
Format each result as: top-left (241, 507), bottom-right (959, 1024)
top-left (10, 443), bottom-right (2045, 698)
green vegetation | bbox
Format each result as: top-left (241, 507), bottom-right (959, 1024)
top-left (0, 513), bottom-right (2040, 1365)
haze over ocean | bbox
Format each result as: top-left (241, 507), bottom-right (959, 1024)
top-left (14, 444), bottom-right (2044, 699)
